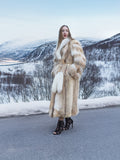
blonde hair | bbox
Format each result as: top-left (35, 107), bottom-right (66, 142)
top-left (56, 25), bottom-right (74, 50)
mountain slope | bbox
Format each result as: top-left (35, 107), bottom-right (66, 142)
top-left (0, 33), bottom-right (120, 103)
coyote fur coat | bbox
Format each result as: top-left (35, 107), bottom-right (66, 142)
top-left (49, 37), bottom-right (86, 118)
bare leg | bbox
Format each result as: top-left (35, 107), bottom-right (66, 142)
top-left (59, 117), bottom-right (64, 121)
top-left (63, 117), bottom-right (73, 130)
top-left (53, 117), bottom-right (64, 135)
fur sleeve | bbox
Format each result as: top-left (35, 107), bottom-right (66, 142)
top-left (67, 40), bottom-right (86, 79)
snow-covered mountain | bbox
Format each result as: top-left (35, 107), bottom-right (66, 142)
top-left (84, 33), bottom-right (120, 61)
top-left (0, 38), bottom-right (51, 61)
top-left (0, 33), bottom-right (120, 103)
top-left (0, 38), bottom-right (99, 63)
top-left (22, 39), bottom-right (99, 63)
top-left (23, 41), bottom-right (56, 63)
top-left (83, 33), bottom-right (120, 98)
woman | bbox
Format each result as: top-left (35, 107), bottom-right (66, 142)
top-left (49, 25), bottom-right (86, 135)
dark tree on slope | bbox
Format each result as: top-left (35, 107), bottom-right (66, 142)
top-left (79, 62), bottom-right (102, 99)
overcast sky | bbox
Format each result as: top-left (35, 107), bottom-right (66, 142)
top-left (0, 0), bottom-right (120, 43)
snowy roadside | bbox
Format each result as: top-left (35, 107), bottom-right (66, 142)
top-left (0, 96), bottom-right (120, 118)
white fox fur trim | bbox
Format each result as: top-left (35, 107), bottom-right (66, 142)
top-left (71, 48), bottom-right (82, 56)
top-left (72, 44), bottom-right (81, 48)
top-left (54, 93), bottom-right (63, 110)
top-left (55, 37), bottom-right (70, 60)
top-left (55, 48), bottom-right (61, 60)
top-left (70, 64), bottom-right (77, 71)
top-left (74, 55), bottom-right (85, 64)
top-left (51, 72), bottom-right (63, 93)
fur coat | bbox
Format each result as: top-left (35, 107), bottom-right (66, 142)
top-left (49, 37), bottom-right (86, 118)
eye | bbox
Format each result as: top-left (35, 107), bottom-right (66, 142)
top-left (62, 28), bottom-right (68, 32)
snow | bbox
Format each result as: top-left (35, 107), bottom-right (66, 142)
top-left (78, 96), bottom-right (120, 109)
top-left (0, 62), bottom-right (36, 74)
top-left (0, 101), bottom-right (49, 118)
top-left (0, 96), bottom-right (120, 118)
top-left (0, 38), bottom-right (50, 52)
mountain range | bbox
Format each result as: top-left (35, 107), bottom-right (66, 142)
top-left (0, 33), bottom-right (120, 103)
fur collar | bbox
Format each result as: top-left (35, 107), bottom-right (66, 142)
top-left (55, 37), bottom-right (71, 60)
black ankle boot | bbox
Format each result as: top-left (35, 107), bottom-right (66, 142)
top-left (53, 120), bottom-right (64, 135)
top-left (63, 117), bottom-right (73, 130)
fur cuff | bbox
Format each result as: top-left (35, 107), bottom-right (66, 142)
top-left (67, 64), bottom-right (79, 79)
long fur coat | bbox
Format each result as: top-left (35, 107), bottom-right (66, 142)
top-left (49, 37), bottom-right (86, 118)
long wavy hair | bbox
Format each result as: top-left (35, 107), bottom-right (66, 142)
top-left (56, 25), bottom-right (74, 50)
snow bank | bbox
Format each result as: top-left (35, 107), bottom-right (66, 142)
top-left (78, 96), bottom-right (120, 109)
top-left (0, 96), bottom-right (120, 118)
top-left (0, 101), bottom-right (49, 118)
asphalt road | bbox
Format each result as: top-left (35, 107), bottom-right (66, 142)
top-left (0, 106), bottom-right (120, 160)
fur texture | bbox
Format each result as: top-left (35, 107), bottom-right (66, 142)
top-left (49, 38), bottom-right (86, 118)
top-left (55, 37), bottom-right (71, 60)
top-left (51, 72), bottom-right (63, 93)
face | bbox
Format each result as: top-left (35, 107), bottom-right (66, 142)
top-left (61, 26), bottom-right (69, 39)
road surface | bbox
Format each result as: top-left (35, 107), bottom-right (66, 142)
top-left (0, 106), bottom-right (120, 160)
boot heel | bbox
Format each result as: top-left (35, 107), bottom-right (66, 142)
top-left (64, 117), bottom-right (73, 130)
top-left (72, 121), bottom-right (73, 128)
